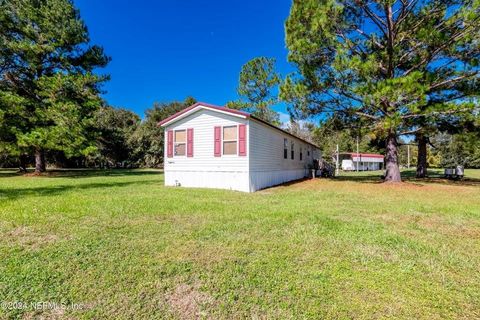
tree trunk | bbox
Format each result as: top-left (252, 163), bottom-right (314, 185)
top-left (416, 134), bottom-right (428, 178)
top-left (18, 154), bottom-right (28, 173)
top-left (34, 149), bottom-right (46, 173)
top-left (384, 132), bottom-right (402, 182)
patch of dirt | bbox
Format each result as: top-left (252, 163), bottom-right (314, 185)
top-left (417, 217), bottom-right (480, 239)
top-left (22, 172), bottom-right (45, 177)
top-left (373, 213), bottom-right (480, 239)
top-left (22, 305), bottom-right (67, 320)
top-left (166, 283), bottom-right (214, 319)
top-left (5, 226), bottom-right (60, 250)
top-left (355, 243), bottom-right (400, 263)
top-left (178, 243), bottom-right (231, 267)
top-left (267, 176), bottom-right (479, 195)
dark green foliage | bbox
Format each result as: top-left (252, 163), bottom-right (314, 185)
top-left (227, 57), bottom-right (281, 125)
top-left (312, 116), bottom-right (382, 159)
top-left (129, 97), bottom-right (196, 167)
top-left (93, 106), bottom-right (140, 167)
top-left (431, 132), bottom-right (480, 168)
top-left (0, 0), bottom-right (109, 172)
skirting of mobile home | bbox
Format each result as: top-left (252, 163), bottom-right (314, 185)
top-left (158, 102), bottom-right (321, 192)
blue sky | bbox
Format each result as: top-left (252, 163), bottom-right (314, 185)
top-left (75, 0), bottom-right (294, 122)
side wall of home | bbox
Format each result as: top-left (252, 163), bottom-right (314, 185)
top-left (343, 156), bottom-right (384, 171)
top-left (248, 119), bottom-right (321, 192)
top-left (342, 160), bottom-right (383, 171)
top-left (164, 109), bottom-right (250, 192)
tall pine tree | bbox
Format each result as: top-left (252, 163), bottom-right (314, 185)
top-left (227, 57), bottom-right (281, 126)
top-left (0, 0), bottom-right (109, 173)
top-left (281, 0), bottom-right (479, 182)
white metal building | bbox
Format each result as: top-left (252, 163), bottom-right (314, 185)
top-left (158, 102), bottom-right (321, 192)
top-left (336, 152), bottom-right (384, 171)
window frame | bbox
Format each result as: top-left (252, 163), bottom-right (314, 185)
top-left (300, 146), bottom-right (303, 161)
top-left (222, 125), bottom-right (238, 156)
top-left (174, 129), bottom-right (187, 157)
top-left (283, 138), bottom-right (288, 159)
top-left (291, 141), bottom-right (294, 160)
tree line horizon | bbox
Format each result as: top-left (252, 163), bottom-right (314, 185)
top-left (1, 0), bottom-right (479, 182)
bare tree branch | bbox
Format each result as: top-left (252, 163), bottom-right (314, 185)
top-left (429, 72), bottom-right (479, 91)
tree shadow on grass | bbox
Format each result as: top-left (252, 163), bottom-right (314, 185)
top-left (334, 174), bottom-right (384, 184)
top-left (0, 168), bottom-right (163, 179)
top-left (405, 175), bottom-right (480, 187)
top-left (335, 169), bottom-right (480, 187)
top-left (40, 169), bottom-right (163, 178)
top-left (0, 179), bottom-right (161, 201)
top-left (0, 170), bottom-right (24, 178)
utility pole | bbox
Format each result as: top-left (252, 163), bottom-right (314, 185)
top-left (336, 144), bottom-right (339, 176)
top-left (356, 135), bottom-right (359, 172)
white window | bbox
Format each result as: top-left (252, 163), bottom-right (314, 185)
top-left (291, 141), bottom-right (294, 160)
top-left (223, 126), bottom-right (237, 155)
top-left (300, 146), bottom-right (303, 161)
top-left (174, 130), bottom-right (186, 156)
top-left (284, 138), bottom-right (288, 159)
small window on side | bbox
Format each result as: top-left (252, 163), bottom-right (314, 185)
top-left (283, 138), bottom-right (288, 159)
top-left (291, 141), bottom-right (294, 160)
top-left (223, 126), bottom-right (237, 155)
top-left (174, 130), bottom-right (186, 156)
top-left (300, 147), bottom-right (303, 161)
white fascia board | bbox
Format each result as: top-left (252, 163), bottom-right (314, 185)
top-left (160, 105), bottom-right (248, 127)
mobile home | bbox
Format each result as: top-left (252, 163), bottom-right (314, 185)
top-left (158, 102), bottom-right (321, 192)
top-left (336, 152), bottom-right (384, 171)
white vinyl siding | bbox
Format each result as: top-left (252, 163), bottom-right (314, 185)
top-left (248, 119), bottom-right (321, 191)
top-left (164, 108), bottom-right (249, 192)
top-left (163, 105), bottom-right (321, 192)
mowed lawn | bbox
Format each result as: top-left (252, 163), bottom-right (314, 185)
top-left (0, 169), bottom-right (479, 319)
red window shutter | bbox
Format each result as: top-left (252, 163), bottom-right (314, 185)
top-left (187, 128), bottom-right (194, 157)
top-left (238, 124), bottom-right (246, 156)
top-left (214, 126), bottom-right (221, 157)
top-left (167, 130), bottom-right (173, 158)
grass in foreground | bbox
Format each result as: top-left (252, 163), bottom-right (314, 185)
top-left (0, 169), bottom-right (479, 319)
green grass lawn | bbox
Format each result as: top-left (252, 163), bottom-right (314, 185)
top-left (0, 169), bottom-right (479, 319)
